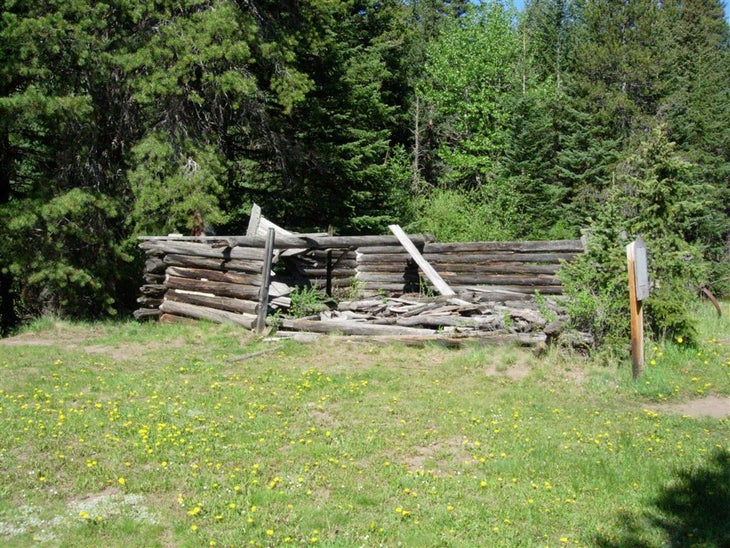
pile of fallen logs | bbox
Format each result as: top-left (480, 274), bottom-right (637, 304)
top-left (278, 292), bottom-right (565, 344)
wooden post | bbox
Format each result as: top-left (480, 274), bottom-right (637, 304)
top-left (326, 225), bottom-right (334, 297)
top-left (626, 237), bottom-right (648, 378)
top-left (255, 228), bottom-right (276, 334)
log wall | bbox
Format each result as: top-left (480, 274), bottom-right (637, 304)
top-left (133, 236), bottom-right (583, 323)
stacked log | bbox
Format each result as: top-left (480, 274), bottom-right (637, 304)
top-left (420, 239), bottom-right (584, 297)
top-left (134, 238), bottom-right (265, 325)
top-left (284, 249), bottom-right (358, 293)
top-left (355, 245), bottom-right (424, 295)
top-left (134, 251), bottom-right (167, 321)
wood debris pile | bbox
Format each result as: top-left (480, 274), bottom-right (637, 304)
top-left (273, 291), bottom-right (569, 347)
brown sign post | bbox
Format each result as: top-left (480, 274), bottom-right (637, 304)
top-left (626, 236), bottom-right (649, 378)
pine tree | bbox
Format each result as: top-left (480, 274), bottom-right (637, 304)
top-left (0, 1), bottom-right (137, 320)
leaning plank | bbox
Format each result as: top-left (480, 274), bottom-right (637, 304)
top-left (277, 318), bottom-right (437, 336)
top-left (166, 289), bottom-right (258, 315)
top-left (160, 300), bottom-right (257, 329)
top-left (247, 203), bottom-right (309, 258)
top-left (389, 224), bottom-right (456, 297)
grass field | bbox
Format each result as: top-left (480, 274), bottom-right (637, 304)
top-left (0, 301), bottom-right (728, 547)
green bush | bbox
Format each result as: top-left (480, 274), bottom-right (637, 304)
top-left (560, 125), bottom-right (710, 349)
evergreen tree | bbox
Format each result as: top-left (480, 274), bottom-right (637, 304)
top-left (660, 0), bottom-right (730, 293)
top-left (0, 1), bottom-right (137, 322)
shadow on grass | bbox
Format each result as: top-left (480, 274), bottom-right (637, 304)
top-left (595, 449), bottom-right (730, 547)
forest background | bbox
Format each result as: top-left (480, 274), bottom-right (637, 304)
top-left (1, 0), bottom-right (728, 339)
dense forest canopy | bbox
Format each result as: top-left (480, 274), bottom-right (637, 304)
top-left (1, 0), bottom-right (728, 333)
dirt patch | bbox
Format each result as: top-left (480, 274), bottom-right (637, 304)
top-left (83, 343), bottom-right (154, 362)
top-left (403, 437), bottom-right (473, 476)
top-left (648, 395), bottom-right (730, 419)
top-left (0, 333), bottom-right (76, 348)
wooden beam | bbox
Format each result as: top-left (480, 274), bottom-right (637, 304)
top-left (256, 228), bottom-right (276, 334)
top-left (388, 224), bottom-right (455, 297)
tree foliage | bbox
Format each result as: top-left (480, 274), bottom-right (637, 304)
top-left (0, 0), bottom-right (728, 339)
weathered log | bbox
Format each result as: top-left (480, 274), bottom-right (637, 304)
top-left (139, 284), bottom-right (167, 296)
top-left (164, 254), bottom-right (264, 273)
top-left (300, 268), bottom-right (357, 278)
top-left (424, 240), bottom-right (584, 254)
top-left (465, 284), bottom-right (565, 295)
top-left (355, 262), bottom-right (416, 273)
top-left (165, 276), bottom-right (260, 300)
top-left (219, 233), bottom-right (435, 249)
top-left (145, 257), bottom-right (167, 274)
top-left (136, 296), bottom-right (163, 307)
top-left (356, 252), bottom-right (412, 264)
top-left (359, 283), bottom-right (427, 293)
top-left (394, 315), bottom-right (478, 328)
top-left (356, 244), bottom-right (423, 255)
top-left (166, 266), bottom-right (262, 286)
top-left (143, 273), bottom-right (166, 284)
top-left (160, 300), bottom-right (257, 328)
top-left (355, 272), bottom-right (421, 283)
top-left (337, 299), bottom-right (389, 313)
top-left (166, 289), bottom-right (258, 315)
top-left (133, 308), bottom-right (162, 321)
top-left (424, 252), bottom-right (579, 264)
top-left (277, 317), bottom-right (437, 336)
top-left (415, 263), bottom-right (561, 275)
top-left (436, 273), bottom-right (561, 286)
top-left (140, 240), bottom-right (266, 260)
top-left (159, 313), bottom-right (196, 324)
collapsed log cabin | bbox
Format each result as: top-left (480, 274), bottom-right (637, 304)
top-left (135, 208), bottom-right (586, 345)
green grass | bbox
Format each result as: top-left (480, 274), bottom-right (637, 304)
top-left (0, 302), bottom-right (728, 547)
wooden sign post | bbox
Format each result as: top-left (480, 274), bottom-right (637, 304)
top-left (626, 236), bottom-right (649, 378)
